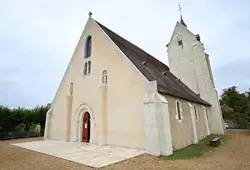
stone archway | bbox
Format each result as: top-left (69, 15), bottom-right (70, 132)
top-left (73, 103), bottom-right (96, 143)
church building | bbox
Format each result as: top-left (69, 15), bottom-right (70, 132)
top-left (44, 12), bottom-right (225, 156)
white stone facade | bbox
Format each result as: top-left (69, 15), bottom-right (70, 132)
top-left (167, 22), bottom-right (224, 134)
top-left (143, 81), bottom-right (173, 156)
top-left (44, 16), bottom-right (223, 158)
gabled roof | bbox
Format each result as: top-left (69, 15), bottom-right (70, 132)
top-left (96, 20), bottom-right (210, 106)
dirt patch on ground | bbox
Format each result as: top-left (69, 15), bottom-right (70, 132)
top-left (1, 130), bottom-right (250, 170)
top-left (105, 130), bottom-right (250, 170)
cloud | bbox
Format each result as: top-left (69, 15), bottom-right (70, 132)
top-left (214, 59), bottom-right (250, 94)
top-left (0, 0), bottom-right (249, 107)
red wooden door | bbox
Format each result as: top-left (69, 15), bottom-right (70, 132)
top-left (82, 112), bottom-right (90, 142)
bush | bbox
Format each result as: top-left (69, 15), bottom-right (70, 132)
top-left (233, 113), bottom-right (249, 129)
top-left (29, 123), bottom-right (38, 132)
top-left (0, 105), bottom-right (49, 133)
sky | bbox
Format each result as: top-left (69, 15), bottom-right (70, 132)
top-left (0, 0), bottom-right (250, 108)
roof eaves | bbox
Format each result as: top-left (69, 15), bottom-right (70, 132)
top-left (158, 89), bottom-right (211, 106)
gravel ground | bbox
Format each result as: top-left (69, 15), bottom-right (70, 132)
top-left (1, 129), bottom-right (250, 170)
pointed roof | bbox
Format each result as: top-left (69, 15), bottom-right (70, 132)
top-left (95, 20), bottom-right (210, 106)
top-left (180, 15), bottom-right (187, 27)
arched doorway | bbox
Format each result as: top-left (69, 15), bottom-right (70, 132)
top-left (82, 112), bottom-right (90, 142)
top-left (74, 104), bottom-right (96, 143)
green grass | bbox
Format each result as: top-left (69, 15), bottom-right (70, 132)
top-left (160, 134), bottom-right (229, 160)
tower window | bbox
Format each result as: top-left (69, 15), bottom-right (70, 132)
top-left (85, 36), bottom-right (92, 58)
top-left (196, 34), bottom-right (201, 41)
top-left (177, 35), bottom-right (183, 46)
top-left (178, 39), bottom-right (183, 46)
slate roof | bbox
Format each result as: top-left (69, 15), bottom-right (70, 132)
top-left (180, 15), bottom-right (187, 27)
top-left (96, 21), bottom-right (210, 106)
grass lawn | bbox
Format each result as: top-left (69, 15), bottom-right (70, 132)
top-left (160, 134), bottom-right (229, 160)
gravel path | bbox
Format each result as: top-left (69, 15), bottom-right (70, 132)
top-left (1, 130), bottom-right (250, 170)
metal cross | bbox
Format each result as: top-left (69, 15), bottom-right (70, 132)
top-left (178, 3), bottom-right (182, 16)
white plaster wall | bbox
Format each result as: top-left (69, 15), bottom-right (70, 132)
top-left (143, 82), bottom-right (173, 156)
top-left (189, 103), bottom-right (198, 144)
top-left (168, 22), bottom-right (200, 94)
top-left (49, 89), bottom-right (68, 140)
top-left (194, 104), bottom-right (208, 140)
top-left (165, 95), bottom-right (193, 150)
top-left (48, 17), bottom-right (147, 149)
top-left (165, 95), bottom-right (209, 150)
top-left (143, 101), bottom-right (161, 155)
top-left (167, 22), bottom-right (224, 134)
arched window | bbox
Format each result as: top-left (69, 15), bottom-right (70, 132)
top-left (70, 82), bottom-right (73, 95)
top-left (102, 70), bottom-right (107, 85)
top-left (88, 61), bottom-right (91, 74)
top-left (194, 105), bottom-right (198, 120)
top-left (84, 62), bottom-right (88, 75)
top-left (85, 36), bottom-right (92, 58)
top-left (176, 101), bottom-right (182, 120)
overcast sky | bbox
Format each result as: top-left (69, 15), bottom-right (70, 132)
top-left (1, 0), bottom-right (249, 108)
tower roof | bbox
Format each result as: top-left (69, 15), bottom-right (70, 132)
top-left (180, 15), bottom-right (187, 27)
top-left (178, 3), bottom-right (187, 27)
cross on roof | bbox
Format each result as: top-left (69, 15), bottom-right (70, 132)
top-left (178, 3), bottom-right (182, 16)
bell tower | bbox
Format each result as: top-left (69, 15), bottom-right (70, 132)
top-left (167, 7), bottom-right (224, 134)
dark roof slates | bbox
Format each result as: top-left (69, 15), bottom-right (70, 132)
top-left (96, 20), bottom-right (210, 106)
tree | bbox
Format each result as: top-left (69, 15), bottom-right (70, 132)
top-left (233, 113), bottom-right (249, 129)
top-left (220, 86), bottom-right (250, 129)
top-left (221, 104), bottom-right (234, 119)
top-left (220, 86), bottom-right (248, 113)
top-left (0, 105), bottom-right (49, 132)
top-left (0, 106), bottom-right (16, 132)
